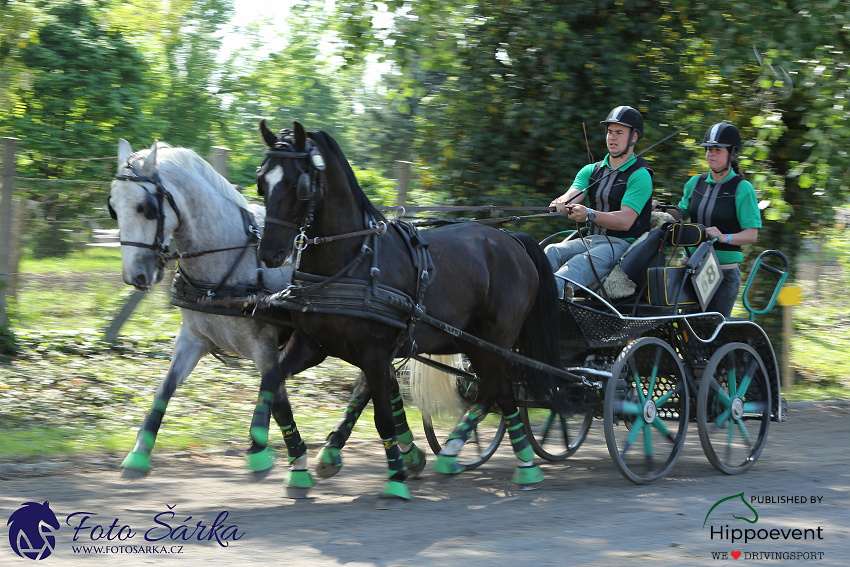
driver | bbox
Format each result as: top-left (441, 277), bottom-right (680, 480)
top-left (546, 105), bottom-right (654, 300)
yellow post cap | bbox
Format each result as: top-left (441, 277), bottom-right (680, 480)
top-left (777, 285), bottom-right (802, 306)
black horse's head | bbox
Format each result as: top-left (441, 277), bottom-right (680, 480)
top-left (256, 120), bottom-right (326, 268)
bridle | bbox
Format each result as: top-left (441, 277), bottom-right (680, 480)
top-left (262, 137), bottom-right (326, 232)
top-left (111, 161), bottom-right (261, 270)
top-left (111, 166), bottom-right (183, 258)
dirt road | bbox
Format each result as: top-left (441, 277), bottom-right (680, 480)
top-left (2, 401), bottom-right (848, 566)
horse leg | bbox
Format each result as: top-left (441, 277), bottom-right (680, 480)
top-left (268, 332), bottom-right (326, 497)
top-left (360, 360), bottom-right (411, 505)
top-left (121, 330), bottom-right (209, 479)
top-left (316, 367), bottom-right (426, 479)
top-left (315, 371), bottom-right (370, 479)
top-left (390, 376), bottom-right (427, 477)
top-left (500, 398), bottom-right (545, 487)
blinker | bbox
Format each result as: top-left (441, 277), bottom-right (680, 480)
top-left (297, 172), bottom-right (312, 200)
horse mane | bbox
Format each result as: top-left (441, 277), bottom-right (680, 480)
top-left (307, 130), bottom-right (386, 222)
top-left (129, 143), bottom-right (251, 211)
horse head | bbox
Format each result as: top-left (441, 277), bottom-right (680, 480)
top-left (256, 120), bottom-right (326, 268)
top-left (109, 139), bottom-right (180, 290)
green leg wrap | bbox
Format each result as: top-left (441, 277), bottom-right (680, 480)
top-left (122, 400), bottom-right (165, 473)
top-left (446, 403), bottom-right (488, 445)
top-left (379, 479), bottom-right (411, 501)
top-left (401, 443), bottom-right (427, 477)
top-left (245, 446), bottom-right (277, 472)
top-left (505, 410), bottom-right (535, 462)
top-left (391, 394), bottom-right (414, 445)
top-left (432, 453), bottom-right (465, 475)
top-left (281, 423), bottom-right (307, 464)
top-left (249, 390), bottom-right (274, 447)
top-left (512, 463), bottom-right (545, 485)
top-left (382, 436), bottom-right (406, 481)
top-left (325, 396), bottom-right (365, 447)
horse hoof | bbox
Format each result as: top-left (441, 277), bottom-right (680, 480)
top-left (120, 451), bottom-right (151, 479)
top-left (432, 454), bottom-right (465, 475)
top-left (512, 463), bottom-right (545, 487)
top-left (286, 486), bottom-right (312, 499)
top-left (284, 470), bottom-right (315, 499)
top-left (315, 447), bottom-right (343, 479)
top-left (376, 480), bottom-right (411, 509)
top-left (245, 447), bottom-right (277, 474)
top-left (402, 444), bottom-right (427, 478)
top-left (120, 467), bottom-right (149, 480)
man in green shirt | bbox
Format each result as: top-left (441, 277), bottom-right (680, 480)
top-left (547, 105), bottom-right (653, 299)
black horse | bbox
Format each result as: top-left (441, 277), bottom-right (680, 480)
top-left (256, 121), bottom-right (567, 502)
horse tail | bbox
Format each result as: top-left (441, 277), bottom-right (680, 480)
top-left (408, 354), bottom-right (466, 419)
top-left (511, 233), bottom-right (573, 415)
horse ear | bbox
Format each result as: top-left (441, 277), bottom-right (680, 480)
top-left (294, 121), bottom-right (307, 152)
top-left (139, 140), bottom-right (158, 175)
top-left (118, 139), bottom-right (133, 167)
top-left (259, 119), bottom-right (277, 148)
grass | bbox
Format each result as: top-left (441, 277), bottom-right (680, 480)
top-left (1, 242), bottom-right (848, 460)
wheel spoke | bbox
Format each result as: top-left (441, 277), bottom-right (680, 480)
top-left (642, 422), bottom-right (654, 457)
top-left (627, 358), bottom-right (646, 404)
top-left (727, 360), bottom-right (738, 398)
top-left (650, 415), bottom-right (675, 442)
top-left (625, 416), bottom-right (646, 449)
top-left (735, 419), bottom-right (752, 444)
top-left (621, 400), bottom-right (643, 416)
top-left (714, 408), bottom-right (732, 427)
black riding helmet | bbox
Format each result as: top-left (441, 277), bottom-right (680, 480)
top-left (600, 106), bottom-right (643, 157)
top-left (699, 122), bottom-right (742, 156)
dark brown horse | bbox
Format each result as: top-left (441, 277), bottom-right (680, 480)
top-left (256, 121), bottom-right (566, 502)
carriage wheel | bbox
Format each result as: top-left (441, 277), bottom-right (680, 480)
top-left (422, 408), bottom-right (505, 470)
top-left (520, 404), bottom-right (592, 461)
top-left (604, 336), bottom-right (689, 484)
top-left (697, 342), bottom-right (771, 474)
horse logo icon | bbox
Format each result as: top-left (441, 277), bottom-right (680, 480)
top-left (703, 492), bottom-right (759, 529)
top-left (7, 501), bottom-right (61, 560)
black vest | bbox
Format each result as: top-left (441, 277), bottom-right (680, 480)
top-left (688, 173), bottom-right (744, 253)
top-left (587, 157), bottom-right (653, 240)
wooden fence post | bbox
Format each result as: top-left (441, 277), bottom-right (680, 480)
top-left (1, 137), bottom-right (19, 327)
top-left (210, 146), bottom-right (230, 180)
top-left (394, 160), bottom-right (412, 207)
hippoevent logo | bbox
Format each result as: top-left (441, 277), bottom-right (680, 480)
top-left (5, 503), bottom-right (245, 560)
top-left (704, 492), bottom-right (827, 561)
top-left (7, 501), bottom-right (60, 560)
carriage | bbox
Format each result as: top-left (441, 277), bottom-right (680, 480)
top-left (409, 221), bottom-right (790, 485)
top-left (110, 123), bottom-right (791, 503)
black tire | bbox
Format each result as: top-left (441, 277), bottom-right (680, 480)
top-left (697, 342), bottom-right (771, 474)
top-left (520, 406), bottom-right (592, 461)
top-left (604, 336), bottom-right (689, 484)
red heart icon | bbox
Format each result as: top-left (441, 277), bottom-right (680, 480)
top-left (731, 551), bottom-right (742, 560)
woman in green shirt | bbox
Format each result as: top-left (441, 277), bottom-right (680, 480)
top-left (679, 122), bottom-right (762, 316)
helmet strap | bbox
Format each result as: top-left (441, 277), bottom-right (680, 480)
top-left (610, 128), bottom-right (637, 159)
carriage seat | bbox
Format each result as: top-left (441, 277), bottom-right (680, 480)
top-left (602, 215), bottom-right (706, 300)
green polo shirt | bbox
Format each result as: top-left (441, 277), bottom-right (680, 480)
top-left (679, 171), bottom-right (762, 264)
top-left (570, 153), bottom-right (653, 214)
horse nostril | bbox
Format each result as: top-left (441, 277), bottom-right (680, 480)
top-left (132, 273), bottom-right (149, 288)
